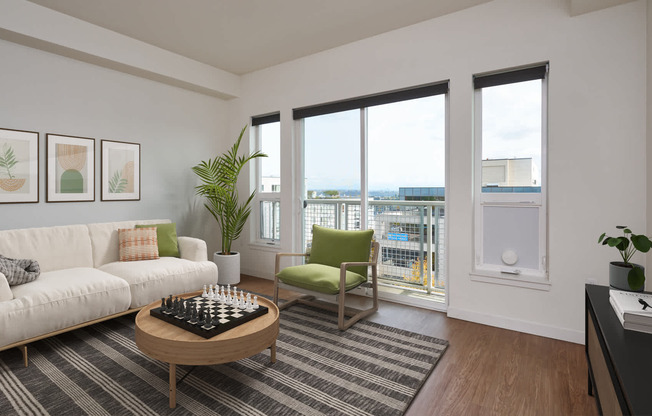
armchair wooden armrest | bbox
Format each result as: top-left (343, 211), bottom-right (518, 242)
top-left (275, 252), bottom-right (309, 274)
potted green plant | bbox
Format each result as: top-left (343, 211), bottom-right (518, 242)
top-left (192, 125), bottom-right (266, 285)
top-left (598, 226), bottom-right (652, 291)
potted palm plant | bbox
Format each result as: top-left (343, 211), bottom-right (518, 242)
top-left (192, 125), bottom-right (266, 284)
top-left (598, 226), bottom-right (652, 291)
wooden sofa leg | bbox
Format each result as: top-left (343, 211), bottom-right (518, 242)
top-left (19, 345), bottom-right (28, 367)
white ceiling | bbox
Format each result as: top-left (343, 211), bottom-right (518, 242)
top-left (26, 0), bottom-right (493, 75)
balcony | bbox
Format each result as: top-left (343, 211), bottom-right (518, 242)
top-left (303, 199), bottom-right (445, 300)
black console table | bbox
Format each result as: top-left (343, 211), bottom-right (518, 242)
top-left (585, 284), bottom-right (652, 415)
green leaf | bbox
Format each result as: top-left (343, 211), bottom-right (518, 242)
top-left (108, 170), bottom-right (127, 193)
top-left (616, 225), bottom-right (627, 229)
top-left (631, 234), bottom-right (652, 253)
top-left (628, 266), bottom-right (645, 291)
top-left (598, 233), bottom-right (606, 243)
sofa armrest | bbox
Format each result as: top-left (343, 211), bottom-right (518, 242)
top-left (177, 237), bottom-right (208, 262)
top-left (0, 272), bottom-right (13, 302)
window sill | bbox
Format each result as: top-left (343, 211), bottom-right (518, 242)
top-left (470, 270), bottom-right (550, 291)
top-left (248, 242), bottom-right (281, 252)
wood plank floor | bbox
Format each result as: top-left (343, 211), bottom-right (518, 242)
top-left (239, 274), bottom-right (599, 416)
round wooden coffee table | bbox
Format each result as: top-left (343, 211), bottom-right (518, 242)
top-left (135, 291), bottom-right (279, 408)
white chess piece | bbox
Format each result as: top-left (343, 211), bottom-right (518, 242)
top-left (201, 284), bottom-right (208, 298)
top-left (227, 284), bottom-right (231, 297)
top-left (253, 295), bottom-right (259, 310)
top-left (220, 286), bottom-right (226, 303)
top-left (208, 284), bottom-right (214, 300)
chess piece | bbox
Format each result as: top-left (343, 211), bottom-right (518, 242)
top-left (189, 306), bottom-right (198, 323)
top-left (203, 311), bottom-right (212, 329)
top-left (167, 295), bottom-right (173, 309)
top-left (253, 295), bottom-right (259, 310)
top-left (197, 307), bottom-right (205, 325)
top-left (208, 284), bottom-right (215, 300)
top-left (160, 298), bottom-right (166, 310)
top-left (201, 284), bottom-right (208, 298)
top-left (227, 284), bottom-right (231, 297)
top-left (220, 286), bottom-right (226, 303)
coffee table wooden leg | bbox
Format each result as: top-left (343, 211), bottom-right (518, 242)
top-left (270, 341), bottom-right (276, 363)
top-left (169, 363), bottom-right (176, 408)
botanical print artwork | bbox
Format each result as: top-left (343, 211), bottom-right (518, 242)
top-left (56, 143), bottom-right (87, 193)
top-left (0, 139), bottom-right (29, 194)
top-left (101, 140), bottom-right (140, 201)
top-left (0, 128), bottom-right (38, 204)
top-left (108, 149), bottom-right (134, 194)
top-left (46, 134), bottom-right (95, 202)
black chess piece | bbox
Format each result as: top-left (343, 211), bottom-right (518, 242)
top-left (203, 312), bottom-right (212, 329)
top-left (176, 300), bottom-right (185, 318)
top-left (189, 306), bottom-right (198, 323)
top-left (197, 307), bottom-right (205, 325)
top-left (212, 314), bottom-right (220, 327)
top-left (160, 298), bottom-right (166, 310)
top-left (166, 295), bottom-right (173, 309)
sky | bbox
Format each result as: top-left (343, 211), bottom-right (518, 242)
top-left (261, 79), bottom-right (542, 195)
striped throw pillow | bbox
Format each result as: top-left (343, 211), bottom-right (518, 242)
top-left (118, 227), bottom-right (160, 262)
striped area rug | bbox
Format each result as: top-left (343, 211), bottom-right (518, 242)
top-left (0, 304), bottom-right (448, 415)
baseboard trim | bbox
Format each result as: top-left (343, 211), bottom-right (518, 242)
top-left (447, 306), bottom-right (584, 344)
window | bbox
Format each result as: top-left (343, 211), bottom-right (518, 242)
top-left (252, 113), bottom-right (280, 244)
top-left (295, 82), bottom-right (448, 298)
top-left (472, 64), bottom-right (548, 289)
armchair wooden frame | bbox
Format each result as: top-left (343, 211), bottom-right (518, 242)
top-left (274, 241), bottom-right (380, 330)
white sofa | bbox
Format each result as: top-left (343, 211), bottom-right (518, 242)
top-left (0, 219), bottom-right (217, 358)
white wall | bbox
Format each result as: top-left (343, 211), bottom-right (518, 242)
top-left (0, 39), bottom-right (227, 251)
top-left (229, 0), bottom-right (648, 343)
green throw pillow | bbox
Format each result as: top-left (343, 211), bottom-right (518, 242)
top-left (136, 223), bottom-right (180, 258)
top-left (307, 225), bottom-right (373, 278)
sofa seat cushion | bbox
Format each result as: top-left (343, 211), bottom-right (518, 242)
top-left (0, 268), bottom-right (131, 349)
top-left (98, 258), bottom-right (217, 308)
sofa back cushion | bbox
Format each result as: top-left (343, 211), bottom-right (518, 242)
top-left (87, 219), bottom-right (170, 267)
top-left (0, 224), bottom-right (93, 272)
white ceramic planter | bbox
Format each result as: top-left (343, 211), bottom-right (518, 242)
top-left (213, 252), bottom-right (240, 285)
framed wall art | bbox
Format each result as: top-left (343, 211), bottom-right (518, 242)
top-left (0, 128), bottom-right (39, 204)
top-left (46, 134), bottom-right (95, 202)
top-left (101, 140), bottom-right (140, 201)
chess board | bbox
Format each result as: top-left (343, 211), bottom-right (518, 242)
top-left (150, 295), bottom-right (269, 339)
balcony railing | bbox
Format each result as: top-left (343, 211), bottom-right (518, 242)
top-left (304, 199), bottom-right (445, 295)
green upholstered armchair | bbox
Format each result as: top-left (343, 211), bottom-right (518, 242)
top-left (274, 225), bottom-right (380, 330)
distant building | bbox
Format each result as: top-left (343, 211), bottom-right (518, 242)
top-left (261, 176), bottom-right (280, 193)
top-left (399, 187), bottom-right (445, 201)
top-left (482, 157), bottom-right (538, 187)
